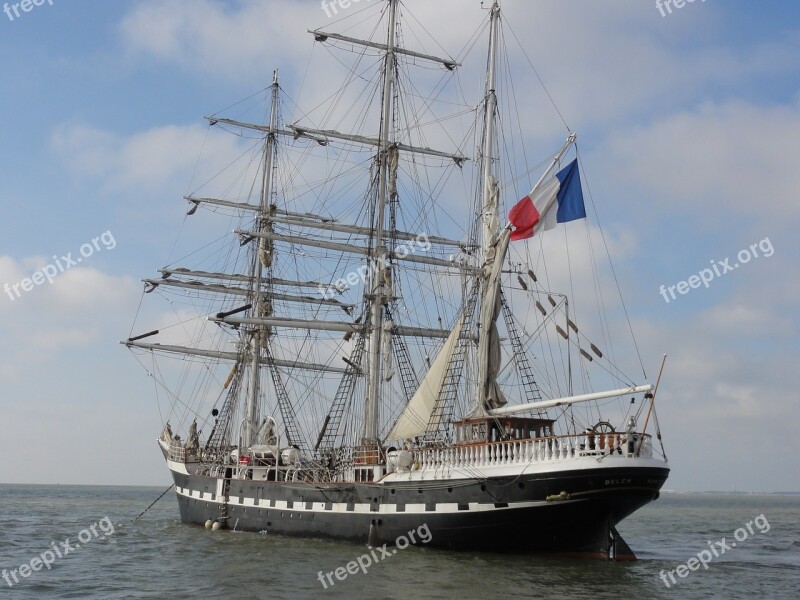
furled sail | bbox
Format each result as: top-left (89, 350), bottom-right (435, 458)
top-left (476, 227), bottom-right (511, 409)
top-left (387, 313), bottom-right (465, 440)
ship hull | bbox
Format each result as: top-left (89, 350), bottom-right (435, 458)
top-left (169, 463), bottom-right (668, 557)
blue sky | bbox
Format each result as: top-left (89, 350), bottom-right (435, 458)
top-left (1, 0), bottom-right (798, 491)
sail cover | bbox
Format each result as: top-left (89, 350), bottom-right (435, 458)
top-left (387, 313), bottom-right (465, 440)
top-left (476, 228), bottom-right (510, 409)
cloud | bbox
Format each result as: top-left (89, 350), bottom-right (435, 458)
top-left (119, 0), bottom-right (315, 81)
top-left (27, 328), bottom-right (98, 352)
top-left (0, 254), bottom-right (138, 365)
top-left (633, 300), bottom-right (795, 420)
top-left (603, 99), bottom-right (800, 225)
top-left (51, 121), bottom-right (253, 195)
top-left (702, 303), bottom-right (794, 337)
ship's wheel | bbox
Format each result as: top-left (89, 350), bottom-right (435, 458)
top-left (591, 421), bottom-right (616, 434)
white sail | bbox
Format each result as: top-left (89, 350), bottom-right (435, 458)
top-left (387, 313), bottom-right (465, 440)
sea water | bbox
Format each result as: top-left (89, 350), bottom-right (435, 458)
top-left (0, 485), bottom-right (798, 599)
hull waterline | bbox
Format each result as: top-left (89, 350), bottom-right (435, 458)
top-left (169, 463), bottom-right (668, 558)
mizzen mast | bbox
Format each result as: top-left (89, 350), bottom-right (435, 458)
top-left (475, 1), bottom-right (507, 413)
top-left (480, 1), bottom-right (501, 252)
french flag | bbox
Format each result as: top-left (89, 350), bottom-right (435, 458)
top-left (508, 159), bottom-right (586, 241)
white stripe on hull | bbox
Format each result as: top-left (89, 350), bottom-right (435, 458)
top-left (174, 484), bottom-right (579, 514)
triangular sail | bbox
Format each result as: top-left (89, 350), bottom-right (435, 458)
top-left (387, 313), bottom-right (465, 440)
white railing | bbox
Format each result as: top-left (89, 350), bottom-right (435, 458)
top-left (413, 432), bottom-right (653, 471)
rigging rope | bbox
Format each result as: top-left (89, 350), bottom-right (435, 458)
top-left (577, 148), bottom-right (648, 379)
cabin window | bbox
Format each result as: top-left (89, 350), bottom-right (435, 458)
top-left (355, 468), bottom-right (374, 483)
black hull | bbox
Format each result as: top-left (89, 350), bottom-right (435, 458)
top-left (171, 465), bottom-right (668, 557)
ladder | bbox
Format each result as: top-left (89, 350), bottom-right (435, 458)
top-left (500, 289), bottom-right (543, 405)
top-left (205, 364), bottom-right (243, 453)
top-left (387, 306), bottom-right (419, 403)
top-left (315, 332), bottom-right (366, 455)
top-left (264, 343), bottom-right (306, 452)
top-left (423, 286), bottom-right (479, 443)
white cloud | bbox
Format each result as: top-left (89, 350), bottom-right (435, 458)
top-left (0, 254), bottom-right (139, 365)
top-left (51, 121), bottom-right (253, 195)
top-left (119, 0), bottom-right (315, 80)
top-left (603, 99), bottom-right (800, 224)
top-left (27, 328), bottom-right (98, 352)
top-left (702, 303), bottom-right (795, 337)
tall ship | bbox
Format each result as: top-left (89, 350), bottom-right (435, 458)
top-left (124, 0), bottom-right (669, 558)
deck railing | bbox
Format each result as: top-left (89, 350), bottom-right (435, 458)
top-left (412, 432), bottom-right (653, 471)
top-left (167, 442), bottom-right (186, 463)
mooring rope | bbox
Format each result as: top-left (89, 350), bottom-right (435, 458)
top-left (134, 483), bottom-right (175, 522)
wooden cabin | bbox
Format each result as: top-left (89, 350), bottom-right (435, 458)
top-left (453, 416), bottom-right (555, 445)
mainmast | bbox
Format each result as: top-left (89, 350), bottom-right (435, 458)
top-left (364, 0), bottom-right (398, 443)
top-left (243, 70), bottom-right (280, 448)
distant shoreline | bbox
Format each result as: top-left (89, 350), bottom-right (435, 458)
top-left (2, 483), bottom-right (799, 496)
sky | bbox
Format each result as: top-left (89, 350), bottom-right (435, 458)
top-left (0, 0), bottom-right (798, 492)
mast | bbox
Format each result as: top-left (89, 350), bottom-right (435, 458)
top-left (480, 1), bottom-right (501, 252)
top-left (474, 1), bottom-right (505, 412)
top-left (243, 70), bottom-right (280, 448)
top-left (364, 0), bottom-right (398, 443)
